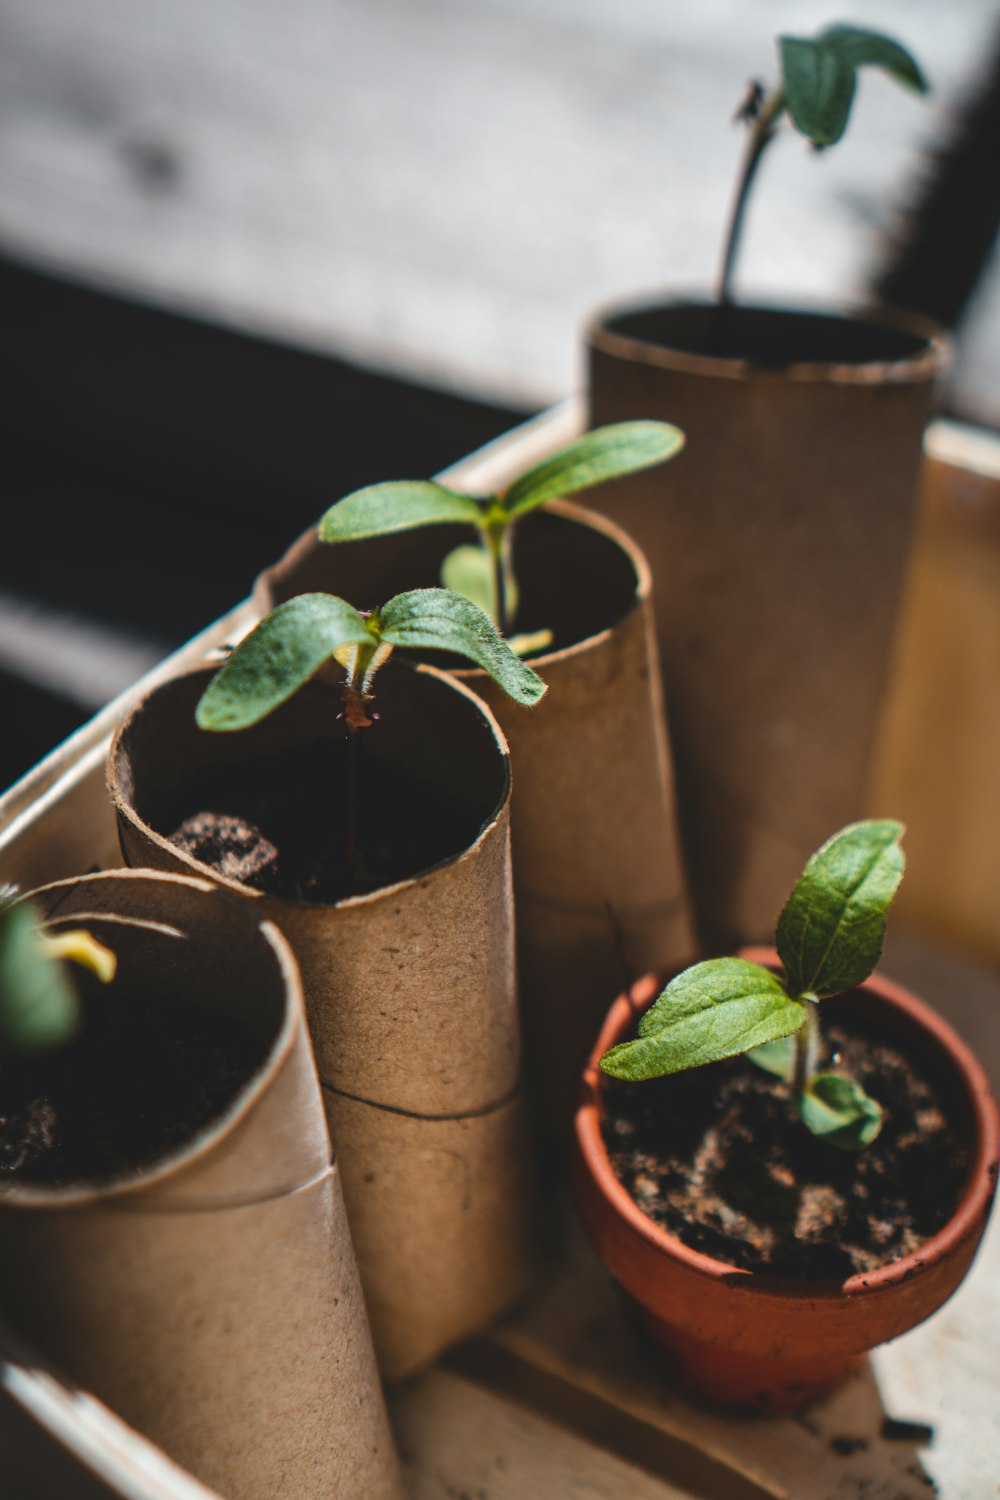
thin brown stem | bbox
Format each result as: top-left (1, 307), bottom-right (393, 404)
top-left (792, 1002), bottom-right (818, 1102)
top-left (340, 673), bottom-right (376, 891)
top-left (716, 89), bottom-right (786, 312)
top-left (344, 724), bottom-right (362, 887)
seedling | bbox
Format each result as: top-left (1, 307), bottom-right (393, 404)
top-left (719, 24), bottom-right (928, 306)
top-left (600, 821), bottom-right (906, 1150)
top-left (0, 894), bottom-right (116, 1063)
top-left (318, 422), bottom-right (684, 639)
top-left (196, 587), bottom-right (546, 882)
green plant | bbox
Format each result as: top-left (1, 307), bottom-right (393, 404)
top-left (196, 587), bottom-right (546, 880)
top-left (317, 422), bottom-right (684, 639)
top-left (600, 821), bottom-right (906, 1149)
top-left (719, 24), bottom-right (928, 305)
top-left (0, 894), bottom-right (116, 1061)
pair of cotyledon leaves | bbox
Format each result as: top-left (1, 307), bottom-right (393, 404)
top-left (196, 422), bottom-right (684, 728)
top-left (316, 421), bottom-right (684, 630)
top-left (779, 24), bottom-right (928, 148)
top-left (0, 899), bottom-right (116, 1061)
top-left (600, 820), bottom-right (906, 1149)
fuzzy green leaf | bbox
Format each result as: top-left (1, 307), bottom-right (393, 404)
top-left (780, 25), bottom-right (927, 147)
top-left (379, 589), bottom-right (546, 706)
top-left (502, 422), bottom-right (685, 520)
top-left (319, 482), bottom-right (483, 544)
top-left (0, 903), bottom-right (81, 1055)
top-left (798, 1071), bottom-right (884, 1149)
top-left (600, 957), bottom-right (806, 1081)
top-left (196, 594), bottom-right (373, 730)
top-left (777, 820), bottom-right (905, 999)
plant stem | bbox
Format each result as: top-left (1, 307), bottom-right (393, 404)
top-left (792, 1001), bottom-right (819, 1100)
top-left (340, 643), bottom-right (378, 891)
top-left (486, 526), bottom-right (511, 637)
top-left (344, 724), bottom-right (362, 887)
top-left (716, 89), bottom-right (786, 311)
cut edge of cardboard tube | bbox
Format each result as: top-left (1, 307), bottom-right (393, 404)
top-left (0, 871), bottom-right (403, 1500)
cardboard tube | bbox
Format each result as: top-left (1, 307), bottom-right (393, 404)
top-left (585, 298), bottom-right (947, 948)
top-left (0, 871), bottom-right (401, 1500)
top-left (108, 665), bottom-right (535, 1378)
top-left (256, 500), bottom-right (695, 1142)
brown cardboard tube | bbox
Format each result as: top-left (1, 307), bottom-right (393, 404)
top-left (585, 298), bottom-right (948, 949)
top-left (256, 500), bottom-right (695, 1141)
top-left (108, 665), bottom-right (536, 1378)
top-left (0, 871), bottom-right (402, 1500)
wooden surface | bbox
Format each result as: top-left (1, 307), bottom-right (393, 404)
top-left (871, 422), bottom-right (1000, 967)
top-left (1, 0), bottom-right (997, 415)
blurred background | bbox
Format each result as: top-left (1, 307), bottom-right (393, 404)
top-left (2, 0), bottom-right (999, 788)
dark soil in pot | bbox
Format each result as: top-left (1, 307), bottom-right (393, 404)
top-left (0, 981), bottom-right (267, 1185)
top-left (167, 739), bottom-right (480, 903)
top-left (602, 1005), bottom-right (970, 1281)
top-left (599, 300), bottom-right (934, 367)
top-left (114, 668), bottom-right (509, 907)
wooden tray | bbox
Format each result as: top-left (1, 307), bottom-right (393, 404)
top-left (2, 406), bottom-right (998, 1498)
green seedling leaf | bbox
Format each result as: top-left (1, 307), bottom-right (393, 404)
top-left (600, 957), bottom-right (806, 1081)
top-left (379, 589), bottom-right (547, 706)
top-left (776, 820), bottom-right (905, 999)
top-left (440, 543), bottom-right (508, 623)
top-left (798, 1071), bottom-right (884, 1149)
top-left (780, 25), bottom-right (928, 147)
top-left (748, 1034), bottom-right (795, 1081)
top-left (502, 422), bottom-right (685, 520)
top-left (319, 481), bottom-right (483, 543)
top-left (779, 35), bottom-right (856, 145)
top-left (197, 594), bottom-right (373, 730)
top-left (0, 903), bottom-right (81, 1054)
top-left (819, 25), bottom-right (928, 94)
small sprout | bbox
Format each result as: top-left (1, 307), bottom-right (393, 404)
top-left (196, 588), bottom-right (546, 884)
top-left (0, 898), bottom-right (116, 1061)
top-left (718, 23), bottom-right (929, 306)
top-left (600, 821), bottom-right (906, 1150)
top-left (319, 422), bottom-right (684, 638)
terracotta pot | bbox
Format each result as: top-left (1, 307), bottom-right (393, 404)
top-left (108, 663), bottom-right (535, 1380)
top-left (256, 499), bottom-right (694, 1142)
top-left (585, 298), bottom-right (948, 950)
top-left (0, 871), bottom-right (401, 1500)
top-left (573, 948), bottom-right (999, 1413)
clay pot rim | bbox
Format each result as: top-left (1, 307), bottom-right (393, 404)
top-left (254, 498), bottom-right (652, 683)
top-left (1, 870), bottom-right (305, 1209)
top-left (108, 660), bottom-right (512, 914)
top-left (576, 945), bottom-right (1000, 1304)
top-left (585, 294), bottom-right (948, 388)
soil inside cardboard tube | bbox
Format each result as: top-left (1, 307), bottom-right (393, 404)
top-left (0, 994), bottom-right (268, 1186)
top-left (602, 1014), bottom-right (970, 1279)
top-left (164, 736), bottom-right (482, 903)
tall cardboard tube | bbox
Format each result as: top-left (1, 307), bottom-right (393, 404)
top-left (585, 299), bottom-right (947, 950)
top-left (256, 500), bottom-right (694, 1141)
top-left (0, 871), bottom-right (401, 1500)
top-left (108, 665), bottom-right (535, 1379)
